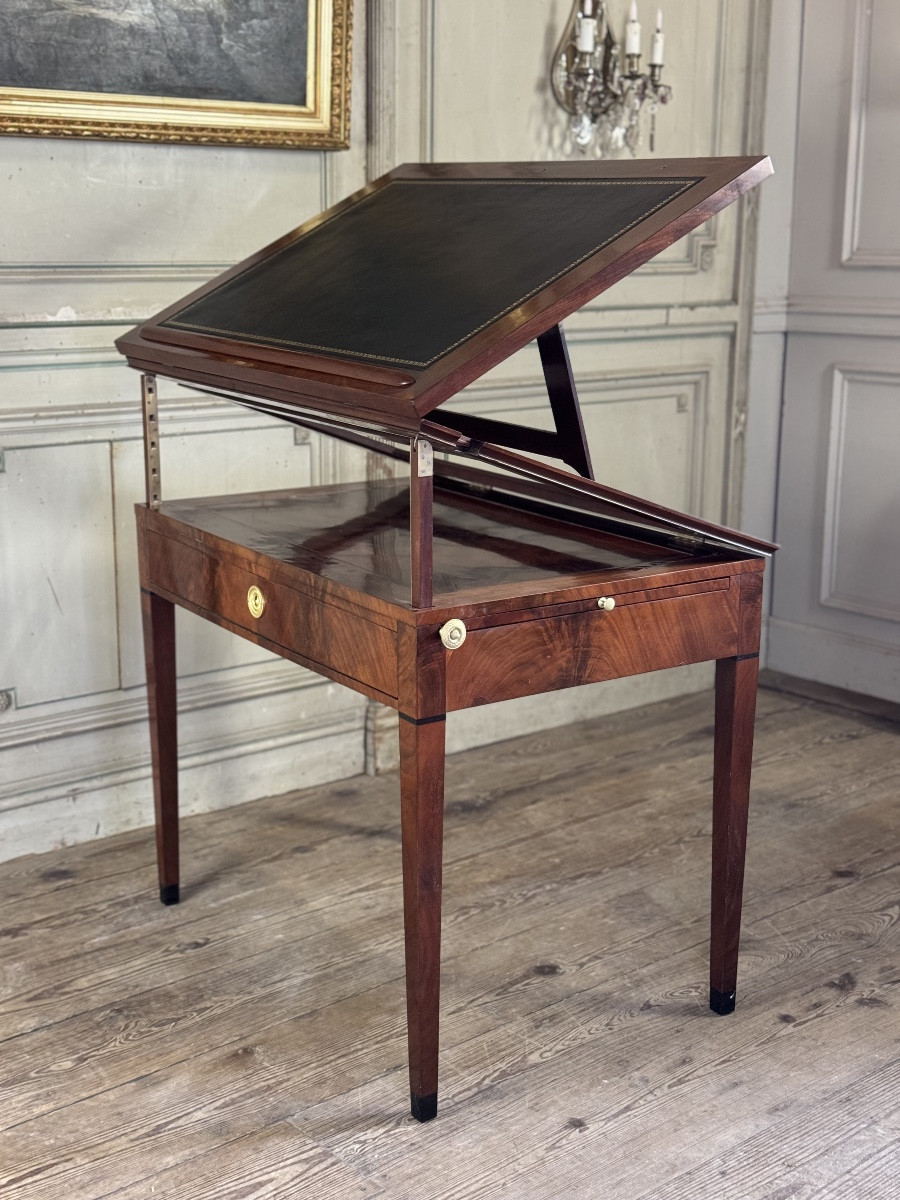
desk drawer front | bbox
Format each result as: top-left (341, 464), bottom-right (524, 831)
top-left (145, 530), bottom-right (398, 697)
top-left (445, 585), bottom-right (739, 710)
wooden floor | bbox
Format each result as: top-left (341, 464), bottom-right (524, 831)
top-left (1, 686), bottom-right (898, 1199)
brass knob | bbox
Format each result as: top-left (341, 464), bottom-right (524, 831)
top-left (247, 585), bottom-right (266, 619)
top-left (597, 596), bottom-right (616, 612)
top-left (438, 618), bottom-right (467, 649)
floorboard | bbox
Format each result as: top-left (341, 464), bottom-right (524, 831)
top-left (1, 687), bottom-right (897, 1199)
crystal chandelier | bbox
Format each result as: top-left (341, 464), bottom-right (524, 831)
top-left (551, 1), bottom-right (672, 157)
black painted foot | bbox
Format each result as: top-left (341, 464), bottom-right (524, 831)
top-left (160, 883), bottom-right (180, 906)
top-left (410, 1091), bottom-right (438, 1122)
top-left (710, 987), bottom-right (736, 1015)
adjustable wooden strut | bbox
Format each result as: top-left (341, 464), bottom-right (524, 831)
top-left (430, 324), bottom-right (594, 479)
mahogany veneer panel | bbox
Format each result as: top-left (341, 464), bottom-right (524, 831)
top-left (443, 579), bottom-right (741, 711)
top-left (156, 479), bottom-right (687, 608)
top-left (139, 509), bottom-right (399, 703)
top-left (138, 485), bottom-right (761, 720)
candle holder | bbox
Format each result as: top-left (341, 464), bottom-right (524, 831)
top-left (551, 1), bottom-right (672, 156)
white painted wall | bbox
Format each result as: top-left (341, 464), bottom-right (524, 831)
top-left (0, 0), bottom-right (771, 859)
top-left (0, 8), bottom-right (371, 861)
top-left (755, 0), bottom-right (900, 703)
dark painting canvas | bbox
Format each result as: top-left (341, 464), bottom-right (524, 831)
top-left (0, 0), bottom-right (309, 106)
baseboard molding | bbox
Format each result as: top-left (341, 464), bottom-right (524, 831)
top-left (0, 665), bottom-right (366, 862)
top-left (1, 661), bottom-right (721, 862)
top-left (760, 668), bottom-right (900, 725)
top-left (365, 664), bottom-right (714, 775)
top-left (766, 618), bottom-right (900, 707)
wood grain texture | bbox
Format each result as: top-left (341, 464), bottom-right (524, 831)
top-left (0, 687), bottom-right (896, 1198)
top-left (140, 589), bottom-right (179, 904)
top-left (444, 583), bottom-right (739, 711)
top-left (397, 622), bottom-right (447, 723)
top-left (140, 510), bottom-right (400, 702)
top-left (399, 714), bottom-right (446, 1119)
top-left (140, 479), bottom-right (765, 622)
top-left (3, 691), bottom-right (897, 1195)
top-left (737, 568), bottom-right (764, 655)
top-left (710, 654), bottom-right (760, 1011)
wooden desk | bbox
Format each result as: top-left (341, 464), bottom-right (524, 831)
top-left (138, 473), bottom-right (763, 1122)
top-left (118, 156), bottom-right (775, 1121)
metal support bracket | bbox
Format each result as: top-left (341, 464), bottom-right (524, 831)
top-left (415, 436), bottom-right (434, 478)
top-left (141, 373), bottom-right (161, 510)
top-left (410, 436), bottom-right (434, 608)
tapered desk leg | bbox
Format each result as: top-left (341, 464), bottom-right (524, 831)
top-left (399, 712), bottom-right (446, 1122)
top-left (141, 588), bottom-right (180, 906)
top-left (710, 653), bottom-right (759, 1015)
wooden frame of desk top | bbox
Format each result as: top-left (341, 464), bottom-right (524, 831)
top-left (117, 158), bottom-right (773, 438)
top-left (136, 477), bottom-right (764, 1123)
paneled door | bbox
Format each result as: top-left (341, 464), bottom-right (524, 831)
top-left (768, 0), bottom-right (900, 703)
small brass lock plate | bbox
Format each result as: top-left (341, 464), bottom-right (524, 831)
top-left (247, 585), bottom-right (266, 619)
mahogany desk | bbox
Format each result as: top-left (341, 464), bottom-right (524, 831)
top-left (117, 157), bottom-right (775, 1122)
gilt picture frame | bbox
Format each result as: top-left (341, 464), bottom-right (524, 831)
top-left (0, 0), bottom-right (352, 149)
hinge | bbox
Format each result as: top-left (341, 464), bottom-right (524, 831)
top-left (460, 479), bottom-right (492, 498)
top-left (670, 532), bottom-right (705, 550)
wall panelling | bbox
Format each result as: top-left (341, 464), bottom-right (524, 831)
top-left (0, 0), bottom-right (772, 855)
top-left (766, 0), bottom-right (900, 702)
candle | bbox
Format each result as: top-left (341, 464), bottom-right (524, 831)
top-left (576, 16), bottom-right (598, 53)
top-left (625, 2), bottom-right (641, 57)
top-left (649, 9), bottom-right (664, 65)
top-left (583, 0), bottom-right (593, 14)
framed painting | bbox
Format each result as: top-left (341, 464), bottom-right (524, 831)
top-left (0, 0), bottom-right (352, 149)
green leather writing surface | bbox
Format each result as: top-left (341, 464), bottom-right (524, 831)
top-left (160, 177), bottom-right (696, 370)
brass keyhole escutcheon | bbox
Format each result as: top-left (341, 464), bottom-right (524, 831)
top-left (247, 585), bottom-right (266, 619)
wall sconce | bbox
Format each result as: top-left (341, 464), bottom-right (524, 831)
top-left (551, 1), bottom-right (672, 156)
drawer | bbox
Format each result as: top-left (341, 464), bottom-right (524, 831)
top-left (144, 528), bottom-right (398, 699)
top-left (444, 583), bottom-right (739, 710)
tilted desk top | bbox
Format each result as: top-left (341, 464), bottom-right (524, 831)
top-left (117, 155), bottom-right (775, 558)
